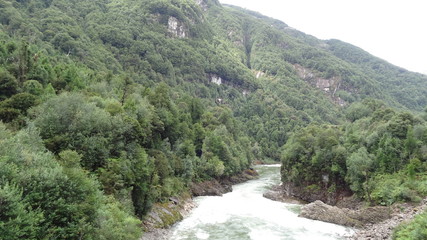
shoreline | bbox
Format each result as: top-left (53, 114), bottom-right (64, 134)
top-left (142, 170), bottom-right (427, 240)
top-left (350, 198), bottom-right (427, 239)
top-left (141, 197), bottom-right (197, 240)
top-left (141, 168), bottom-right (259, 239)
top-left (264, 184), bottom-right (427, 239)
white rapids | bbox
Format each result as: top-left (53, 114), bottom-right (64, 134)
top-left (170, 164), bottom-right (354, 240)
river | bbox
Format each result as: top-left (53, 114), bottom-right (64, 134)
top-left (170, 165), bottom-right (354, 240)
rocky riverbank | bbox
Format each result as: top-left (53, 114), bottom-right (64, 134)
top-left (264, 184), bottom-right (427, 239)
top-left (141, 194), bottom-right (196, 240)
top-left (141, 168), bottom-right (259, 239)
top-left (350, 198), bottom-right (427, 240)
top-left (263, 184), bottom-right (306, 204)
top-left (190, 168), bottom-right (259, 196)
top-left (300, 200), bottom-right (391, 228)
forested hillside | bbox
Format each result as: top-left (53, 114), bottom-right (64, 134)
top-left (282, 99), bottom-right (427, 204)
top-left (1, 0), bottom-right (427, 238)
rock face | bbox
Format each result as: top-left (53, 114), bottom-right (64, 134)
top-left (210, 74), bottom-right (222, 85)
top-left (255, 71), bottom-right (265, 79)
top-left (141, 195), bottom-right (196, 240)
top-left (143, 196), bottom-right (195, 231)
top-left (190, 179), bottom-right (231, 196)
top-left (191, 168), bottom-right (259, 197)
top-left (299, 200), bottom-right (391, 228)
top-left (350, 198), bottom-right (427, 240)
top-left (168, 17), bottom-right (187, 38)
top-left (263, 185), bottom-right (305, 205)
top-left (283, 182), bottom-right (352, 206)
top-left (293, 64), bottom-right (347, 106)
top-left (194, 0), bottom-right (208, 11)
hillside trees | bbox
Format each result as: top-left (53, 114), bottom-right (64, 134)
top-left (27, 79), bottom-right (256, 215)
top-left (281, 99), bottom-right (427, 204)
top-left (281, 125), bottom-right (347, 193)
top-left (0, 123), bottom-right (142, 239)
top-left (1, 0), bottom-right (427, 237)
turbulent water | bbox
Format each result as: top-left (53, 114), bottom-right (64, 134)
top-left (170, 165), bottom-right (353, 240)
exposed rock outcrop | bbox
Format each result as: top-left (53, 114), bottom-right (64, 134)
top-left (283, 182), bottom-right (352, 206)
top-left (293, 64), bottom-right (347, 106)
top-left (210, 74), bottom-right (222, 85)
top-left (190, 179), bottom-right (231, 196)
top-left (191, 168), bottom-right (259, 197)
top-left (168, 17), bottom-right (187, 38)
top-left (255, 70), bottom-right (265, 79)
top-left (350, 198), bottom-right (427, 240)
top-left (263, 185), bottom-right (305, 204)
top-left (267, 184), bottom-right (427, 239)
top-left (142, 195), bottom-right (195, 231)
top-left (194, 0), bottom-right (208, 11)
top-left (299, 200), bottom-right (391, 228)
top-left (141, 195), bottom-right (196, 240)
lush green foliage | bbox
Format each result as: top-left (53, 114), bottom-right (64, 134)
top-left (1, 0), bottom-right (427, 237)
top-left (393, 209), bottom-right (427, 240)
top-left (327, 39), bottom-right (427, 111)
top-left (0, 124), bottom-right (142, 239)
top-left (281, 99), bottom-right (427, 204)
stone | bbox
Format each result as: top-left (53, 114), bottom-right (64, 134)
top-left (168, 17), bottom-right (187, 38)
top-left (299, 200), bottom-right (391, 228)
top-left (211, 75), bottom-right (222, 85)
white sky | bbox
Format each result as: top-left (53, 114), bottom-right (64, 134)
top-left (219, 0), bottom-right (427, 74)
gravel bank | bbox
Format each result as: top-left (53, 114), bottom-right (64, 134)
top-left (350, 198), bottom-right (427, 240)
top-left (264, 184), bottom-right (427, 240)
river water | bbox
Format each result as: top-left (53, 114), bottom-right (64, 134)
top-left (170, 165), bottom-right (353, 240)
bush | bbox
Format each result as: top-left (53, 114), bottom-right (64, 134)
top-left (371, 173), bottom-right (425, 205)
top-left (393, 210), bottom-right (427, 240)
top-left (95, 197), bottom-right (142, 240)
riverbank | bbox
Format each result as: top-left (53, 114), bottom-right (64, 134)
top-left (141, 194), bottom-right (196, 240)
top-left (264, 184), bottom-right (427, 239)
top-left (350, 198), bottom-right (427, 239)
top-left (169, 164), bottom-right (351, 239)
top-left (190, 168), bottom-right (259, 196)
top-left (263, 184), bottom-right (306, 205)
top-left (141, 168), bottom-right (259, 239)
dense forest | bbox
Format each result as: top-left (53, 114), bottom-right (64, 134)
top-left (1, 0), bottom-right (427, 239)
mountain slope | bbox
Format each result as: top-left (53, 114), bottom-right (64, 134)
top-left (1, 0), bottom-right (426, 238)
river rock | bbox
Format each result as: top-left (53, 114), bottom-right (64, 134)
top-left (190, 179), bottom-right (231, 196)
top-left (190, 169), bottom-right (259, 197)
top-left (142, 195), bottom-right (196, 234)
top-left (263, 185), bottom-right (305, 204)
top-left (299, 200), bottom-right (390, 228)
top-left (283, 182), bottom-right (352, 205)
top-left (350, 198), bottom-right (427, 240)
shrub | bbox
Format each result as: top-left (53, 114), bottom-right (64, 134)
top-left (393, 210), bottom-right (427, 240)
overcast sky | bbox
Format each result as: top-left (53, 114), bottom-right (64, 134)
top-left (219, 0), bottom-right (427, 74)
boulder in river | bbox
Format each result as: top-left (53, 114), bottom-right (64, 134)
top-left (299, 200), bottom-right (391, 228)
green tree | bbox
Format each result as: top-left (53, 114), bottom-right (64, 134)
top-left (0, 182), bottom-right (42, 240)
top-left (346, 147), bottom-right (374, 201)
top-left (0, 69), bottom-right (18, 100)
